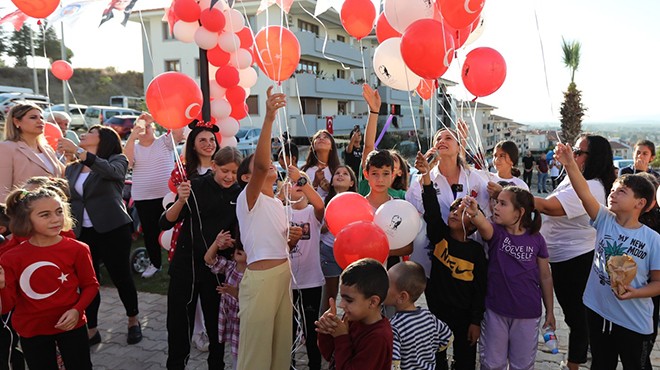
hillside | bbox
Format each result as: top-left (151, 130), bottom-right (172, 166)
top-left (0, 67), bottom-right (143, 105)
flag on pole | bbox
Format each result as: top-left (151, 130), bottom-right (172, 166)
top-left (0, 9), bottom-right (28, 31)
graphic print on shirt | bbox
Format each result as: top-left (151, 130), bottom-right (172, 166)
top-left (433, 240), bottom-right (475, 281)
top-left (19, 261), bottom-right (68, 300)
top-left (594, 233), bottom-right (648, 286)
top-left (500, 237), bottom-right (535, 262)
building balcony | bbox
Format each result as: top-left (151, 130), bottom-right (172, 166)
top-left (293, 30), bottom-right (363, 67)
top-left (287, 114), bottom-right (367, 137)
top-left (287, 72), bottom-right (363, 99)
top-left (377, 86), bottom-right (422, 105)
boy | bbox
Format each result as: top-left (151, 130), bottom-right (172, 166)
top-left (555, 143), bottom-right (660, 369)
top-left (316, 258), bottom-right (393, 370)
top-left (620, 140), bottom-right (659, 178)
top-left (385, 261), bottom-right (453, 370)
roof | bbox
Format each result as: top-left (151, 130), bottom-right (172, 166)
top-left (455, 100), bottom-right (497, 110)
top-left (609, 140), bottom-right (631, 150)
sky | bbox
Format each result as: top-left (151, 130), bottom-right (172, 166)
top-left (1, 0), bottom-right (659, 124)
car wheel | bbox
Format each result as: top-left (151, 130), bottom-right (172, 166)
top-left (130, 247), bottom-right (150, 274)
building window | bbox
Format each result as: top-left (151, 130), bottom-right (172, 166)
top-left (390, 104), bottom-right (401, 116)
top-left (301, 98), bottom-right (322, 115)
top-left (165, 59), bottom-right (180, 72)
top-left (195, 58), bottom-right (200, 77)
top-left (162, 22), bottom-right (174, 40)
top-left (298, 19), bottom-right (319, 36)
top-left (337, 101), bottom-right (347, 115)
top-left (337, 35), bottom-right (345, 43)
top-left (336, 69), bottom-right (346, 79)
top-left (298, 59), bottom-right (319, 74)
top-left (246, 95), bottom-right (259, 115)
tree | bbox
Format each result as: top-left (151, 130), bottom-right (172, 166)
top-left (36, 27), bottom-right (74, 61)
top-left (6, 26), bottom-right (74, 67)
top-left (559, 37), bottom-right (586, 146)
top-left (7, 26), bottom-right (32, 67)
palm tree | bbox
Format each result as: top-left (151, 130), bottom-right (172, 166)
top-left (559, 37), bottom-right (586, 146)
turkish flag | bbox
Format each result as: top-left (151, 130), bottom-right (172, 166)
top-left (326, 116), bottom-right (334, 134)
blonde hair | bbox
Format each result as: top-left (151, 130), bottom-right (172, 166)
top-left (4, 101), bottom-right (44, 142)
top-left (5, 188), bottom-right (74, 237)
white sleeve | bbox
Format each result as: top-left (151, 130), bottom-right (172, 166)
top-left (405, 175), bottom-right (425, 214)
top-left (555, 180), bottom-right (605, 220)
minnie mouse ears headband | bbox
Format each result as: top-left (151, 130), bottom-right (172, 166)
top-left (187, 119), bottom-right (219, 133)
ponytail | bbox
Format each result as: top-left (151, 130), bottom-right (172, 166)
top-left (511, 167), bottom-right (521, 178)
top-left (529, 209), bottom-right (542, 235)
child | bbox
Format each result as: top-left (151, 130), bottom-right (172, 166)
top-left (415, 152), bottom-right (487, 370)
top-left (463, 186), bottom-right (555, 370)
top-left (320, 165), bottom-right (358, 312)
top-left (549, 159), bottom-right (561, 190)
top-left (619, 139), bottom-right (659, 178)
top-left (384, 261), bottom-right (453, 370)
top-left (390, 151), bottom-right (410, 193)
top-left (203, 231), bottom-right (247, 368)
top-left (316, 258), bottom-right (393, 370)
top-left (0, 188), bottom-right (98, 369)
top-left (302, 129), bottom-right (340, 199)
top-left (284, 169), bottom-right (325, 370)
top-left (555, 143), bottom-right (660, 369)
top-left (489, 140), bottom-right (528, 191)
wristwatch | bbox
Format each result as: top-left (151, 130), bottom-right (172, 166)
top-left (296, 177), bottom-right (308, 187)
top-left (75, 147), bottom-right (85, 159)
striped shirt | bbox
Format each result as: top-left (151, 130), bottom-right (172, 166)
top-left (131, 133), bottom-right (175, 200)
top-left (391, 307), bottom-right (453, 370)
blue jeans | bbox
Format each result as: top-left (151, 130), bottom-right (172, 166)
top-left (538, 172), bottom-right (548, 192)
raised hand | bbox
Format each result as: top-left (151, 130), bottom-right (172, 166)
top-left (315, 297), bottom-right (339, 335)
top-left (553, 143), bottom-right (575, 168)
top-left (217, 283), bottom-right (239, 299)
top-left (362, 84), bottom-right (381, 113)
top-left (265, 86), bottom-right (287, 120)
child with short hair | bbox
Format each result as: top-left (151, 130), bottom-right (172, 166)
top-left (619, 139), bottom-right (659, 178)
top-left (0, 188), bottom-right (98, 369)
top-left (555, 143), bottom-right (660, 369)
top-left (385, 261), bottom-right (453, 370)
top-left (316, 258), bottom-right (393, 370)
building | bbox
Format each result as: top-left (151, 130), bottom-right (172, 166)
top-left (609, 139), bottom-right (632, 159)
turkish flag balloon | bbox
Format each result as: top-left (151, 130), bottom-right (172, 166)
top-left (461, 47), bottom-right (507, 97)
top-left (375, 12), bottom-right (401, 43)
top-left (437, 0), bottom-right (484, 30)
top-left (333, 221), bottom-right (389, 269)
top-left (254, 26), bottom-right (300, 82)
top-left (43, 122), bottom-right (63, 150)
top-left (12, 0), bottom-right (60, 18)
top-left (51, 60), bottom-right (73, 81)
top-left (146, 72), bottom-right (203, 129)
top-left (401, 19), bottom-right (455, 80)
top-left (325, 192), bottom-right (374, 235)
top-left (340, 0), bottom-right (376, 40)
top-left (416, 79), bottom-right (435, 100)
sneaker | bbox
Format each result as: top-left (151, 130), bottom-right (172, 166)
top-left (193, 331), bottom-right (210, 352)
top-left (141, 264), bottom-right (161, 279)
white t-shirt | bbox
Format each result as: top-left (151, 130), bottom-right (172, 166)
top-left (74, 172), bottom-right (93, 228)
top-left (583, 205), bottom-right (660, 335)
top-left (490, 173), bottom-right (529, 191)
top-left (540, 178), bottom-right (606, 263)
top-left (131, 134), bottom-right (175, 201)
top-left (287, 205), bottom-right (324, 289)
top-left (237, 189), bottom-right (289, 265)
top-left (36, 152), bottom-right (56, 175)
top-left (549, 161), bottom-right (560, 177)
top-left (305, 166), bottom-right (332, 200)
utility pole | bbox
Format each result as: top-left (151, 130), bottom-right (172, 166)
top-left (61, 22), bottom-right (69, 110)
top-left (29, 27), bottom-right (39, 94)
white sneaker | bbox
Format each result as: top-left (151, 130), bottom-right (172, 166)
top-left (193, 331), bottom-right (210, 352)
top-left (141, 264), bottom-right (160, 279)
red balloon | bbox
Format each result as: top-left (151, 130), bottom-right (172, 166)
top-left (401, 19), bottom-right (455, 80)
top-left (340, 0), bottom-right (376, 41)
top-left (333, 221), bottom-right (389, 269)
top-left (236, 27), bottom-right (254, 48)
top-left (225, 86), bottom-right (246, 106)
top-left (200, 8), bottom-right (225, 32)
top-left (146, 72), bottom-right (203, 130)
top-left (43, 122), bottom-right (63, 150)
top-left (443, 22), bottom-right (471, 50)
top-left (215, 65), bottom-right (239, 88)
top-left (254, 26), bottom-right (300, 82)
top-left (51, 60), bottom-right (73, 81)
top-left (208, 46), bottom-right (230, 67)
top-left (375, 12), bottom-right (401, 43)
top-left (461, 47), bottom-right (507, 97)
top-left (229, 103), bottom-right (248, 120)
top-left (174, 0), bottom-right (201, 22)
top-left (12, 0), bottom-right (60, 18)
top-left (436, 0), bottom-right (484, 29)
top-left (168, 177), bottom-right (178, 193)
top-left (326, 192), bottom-right (374, 235)
top-left (416, 79), bottom-right (435, 100)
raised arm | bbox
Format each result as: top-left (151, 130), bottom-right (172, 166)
top-left (463, 196), bottom-right (493, 241)
top-left (554, 143), bottom-right (600, 220)
top-left (289, 166), bottom-right (325, 222)
top-left (360, 84), bottom-right (381, 171)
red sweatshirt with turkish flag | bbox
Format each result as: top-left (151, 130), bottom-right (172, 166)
top-left (0, 236), bottom-right (99, 338)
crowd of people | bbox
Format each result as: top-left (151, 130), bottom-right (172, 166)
top-left (0, 90), bottom-right (658, 370)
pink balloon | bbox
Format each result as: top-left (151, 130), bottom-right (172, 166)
top-left (462, 47), bottom-right (507, 97)
top-left (51, 60), bottom-right (73, 81)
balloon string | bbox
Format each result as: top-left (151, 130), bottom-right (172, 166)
top-left (533, 2), bottom-right (554, 117)
top-left (138, 10), bottom-right (156, 76)
top-left (359, 39), bottom-right (367, 83)
top-left (297, 3), bottom-right (351, 71)
top-left (65, 81), bottom-right (85, 118)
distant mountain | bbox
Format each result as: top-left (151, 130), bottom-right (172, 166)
top-left (523, 121), bottom-right (660, 129)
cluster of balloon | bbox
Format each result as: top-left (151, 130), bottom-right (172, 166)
top-left (51, 60), bottom-right (73, 81)
top-left (168, 0), bottom-right (257, 146)
top-left (145, 71), bottom-right (203, 131)
top-left (12, 0), bottom-right (60, 18)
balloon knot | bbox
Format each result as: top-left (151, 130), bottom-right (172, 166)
top-left (471, 97), bottom-right (477, 102)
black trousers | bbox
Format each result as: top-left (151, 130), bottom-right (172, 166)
top-left (587, 308), bottom-right (654, 370)
top-left (20, 325), bottom-right (91, 370)
top-left (291, 287), bottom-right (322, 370)
top-left (0, 314), bottom-right (24, 370)
top-left (134, 198), bottom-right (165, 269)
top-left (550, 251), bottom-right (593, 364)
top-left (434, 307), bottom-right (477, 370)
top-left (166, 275), bottom-right (225, 370)
top-left (80, 223), bottom-right (139, 328)
top-left (523, 170), bottom-right (533, 186)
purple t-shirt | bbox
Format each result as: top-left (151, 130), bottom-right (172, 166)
top-left (485, 223), bottom-right (549, 319)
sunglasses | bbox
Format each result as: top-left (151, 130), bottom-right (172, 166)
top-left (572, 147), bottom-right (589, 156)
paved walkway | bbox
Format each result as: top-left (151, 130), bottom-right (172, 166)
top-left (90, 286), bottom-right (660, 370)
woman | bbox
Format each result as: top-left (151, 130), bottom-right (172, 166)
top-left (344, 125), bottom-right (363, 177)
top-left (60, 125), bottom-right (141, 345)
top-left (301, 130), bottom-right (340, 199)
top-left (184, 125), bottom-right (219, 179)
top-left (535, 135), bottom-right (615, 370)
top-left (0, 102), bottom-right (65, 200)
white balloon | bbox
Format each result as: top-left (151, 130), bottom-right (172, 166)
top-left (209, 80), bottom-right (227, 99)
top-left (211, 98), bottom-right (232, 120)
top-left (221, 135), bottom-right (238, 148)
top-left (173, 21), bottom-right (199, 43)
top-left (199, 0), bottom-right (227, 10)
top-left (373, 37), bottom-right (422, 91)
top-left (243, 87), bottom-right (251, 96)
top-left (223, 8), bottom-right (245, 33)
top-left (217, 117), bottom-right (240, 137)
top-left (162, 192), bottom-right (176, 209)
top-left (195, 27), bottom-right (219, 50)
top-left (384, 0), bottom-right (435, 33)
top-left (374, 199), bottom-right (422, 250)
top-left (238, 67), bottom-right (258, 88)
top-left (208, 63), bottom-right (219, 78)
top-left (159, 229), bottom-right (174, 251)
top-left (464, 16), bottom-right (485, 47)
top-left (218, 32), bottom-right (241, 53)
top-left (229, 48), bottom-right (253, 69)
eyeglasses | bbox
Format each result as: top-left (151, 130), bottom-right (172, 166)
top-left (572, 147), bottom-right (589, 156)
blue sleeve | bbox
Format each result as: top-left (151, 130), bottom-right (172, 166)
top-left (590, 204), bottom-right (612, 229)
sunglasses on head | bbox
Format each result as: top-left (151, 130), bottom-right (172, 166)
top-left (572, 147), bottom-right (589, 156)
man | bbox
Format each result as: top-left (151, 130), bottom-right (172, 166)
top-left (522, 151), bottom-right (535, 187)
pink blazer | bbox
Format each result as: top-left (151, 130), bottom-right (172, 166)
top-left (0, 140), bottom-right (65, 201)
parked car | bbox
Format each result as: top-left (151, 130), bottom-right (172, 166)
top-left (84, 105), bottom-right (140, 128)
top-left (104, 115), bottom-right (139, 139)
top-left (44, 104), bottom-right (88, 129)
top-left (0, 93), bottom-right (50, 119)
top-left (235, 128), bottom-right (262, 156)
top-left (613, 158), bottom-right (634, 175)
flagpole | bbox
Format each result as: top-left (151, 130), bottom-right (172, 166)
top-left (61, 21), bottom-right (69, 111)
top-left (29, 27), bottom-right (39, 94)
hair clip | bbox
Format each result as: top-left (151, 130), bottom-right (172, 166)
top-left (17, 190), bottom-right (28, 201)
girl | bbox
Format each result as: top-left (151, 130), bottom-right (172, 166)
top-left (463, 187), bottom-right (555, 370)
top-left (320, 165), bottom-right (357, 312)
top-left (489, 140), bottom-right (528, 191)
top-left (390, 150), bottom-right (410, 193)
top-left (0, 188), bottom-right (98, 369)
top-left (301, 129), bottom-right (341, 199)
top-left (160, 146), bottom-right (242, 370)
top-left (203, 231), bottom-right (247, 369)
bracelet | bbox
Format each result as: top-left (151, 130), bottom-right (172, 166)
top-left (369, 111), bottom-right (379, 115)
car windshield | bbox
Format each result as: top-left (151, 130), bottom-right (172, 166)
top-left (236, 129), bottom-right (248, 138)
